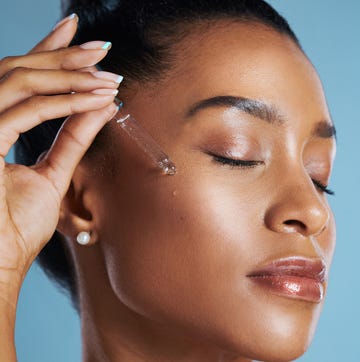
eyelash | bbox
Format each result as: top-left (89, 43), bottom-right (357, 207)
top-left (210, 154), bottom-right (335, 196)
top-left (312, 179), bottom-right (335, 196)
top-left (211, 154), bottom-right (263, 168)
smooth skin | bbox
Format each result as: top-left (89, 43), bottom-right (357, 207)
top-left (0, 17), bottom-right (336, 362)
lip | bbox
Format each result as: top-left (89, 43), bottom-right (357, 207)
top-left (247, 257), bottom-right (327, 303)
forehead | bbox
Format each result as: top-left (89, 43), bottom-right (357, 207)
top-left (170, 21), bottom-right (313, 88)
top-left (144, 21), bottom-right (330, 123)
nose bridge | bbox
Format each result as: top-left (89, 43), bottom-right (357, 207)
top-left (265, 164), bottom-right (330, 237)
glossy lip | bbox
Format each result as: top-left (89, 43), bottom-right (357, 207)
top-left (247, 257), bottom-right (327, 303)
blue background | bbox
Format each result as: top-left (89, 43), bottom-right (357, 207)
top-left (1, 1), bottom-right (359, 361)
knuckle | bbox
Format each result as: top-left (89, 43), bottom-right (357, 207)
top-left (0, 55), bottom-right (19, 74)
top-left (61, 56), bottom-right (76, 70)
top-left (61, 126), bottom-right (87, 149)
top-left (68, 93), bottom-right (89, 114)
top-left (25, 95), bottom-right (71, 121)
top-left (0, 65), bottom-right (34, 96)
top-left (67, 71), bottom-right (80, 92)
top-left (12, 67), bottom-right (35, 94)
top-left (59, 48), bottom-right (77, 69)
top-left (0, 55), bottom-right (16, 67)
top-left (24, 95), bottom-right (47, 116)
top-left (14, 66), bottom-right (32, 78)
top-left (68, 99), bottom-right (79, 114)
top-left (40, 159), bottom-right (64, 200)
top-left (6, 67), bottom-right (31, 83)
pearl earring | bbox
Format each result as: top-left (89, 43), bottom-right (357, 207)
top-left (76, 231), bottom-right (91, 245)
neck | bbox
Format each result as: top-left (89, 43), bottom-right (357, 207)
top-left (80, 300), bottom-right (249, 362)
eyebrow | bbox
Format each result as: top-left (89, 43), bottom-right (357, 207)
top-left (185, 95), bottom-right (336, 139)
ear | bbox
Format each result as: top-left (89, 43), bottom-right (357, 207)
top-left (56, 168), bottom-right (99, 246)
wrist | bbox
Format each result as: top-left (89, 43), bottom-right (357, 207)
top-left (0, 270), bottom-right (24, 308)
top-left (0, 293), bottom-right (17, 362)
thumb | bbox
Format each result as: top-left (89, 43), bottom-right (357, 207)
top-left (33, 102), bottom-right (118, 199)
top-left (28, 13), bottom-right (79, 54)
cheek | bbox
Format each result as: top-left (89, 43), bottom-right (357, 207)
top-left (100, 172), bottom-right (251, 296)
top-left (98, 169), bottom-right (264, 336)
top-left (95, 164), bottom-right (334, 358)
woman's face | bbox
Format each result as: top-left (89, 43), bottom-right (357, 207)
top-left (85, 21), bottom-right (336, 361)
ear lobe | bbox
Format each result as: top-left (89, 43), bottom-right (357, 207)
top-left (57, 180), bottom-right (99, 245)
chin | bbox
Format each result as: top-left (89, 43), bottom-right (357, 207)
top-left (208, 299), bottom-right (322, 362)
top-left (224, 329), bottom-right (314, 362)
top-left (246, 339), bottom-right (311, 362)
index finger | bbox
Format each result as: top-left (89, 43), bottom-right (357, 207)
top-left (0, 44), bottom-right (112, 79)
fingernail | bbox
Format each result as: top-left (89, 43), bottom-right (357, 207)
top-left (80, 41), bottom-right (112, 50)
top-left (92, 71), bottom-right (124, 84)
top-left (53, 13), bottom-right (78, 31)
top-left (92, 88), bottom-right (119, 95)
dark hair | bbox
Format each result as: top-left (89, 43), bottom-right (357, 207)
top-left (15, 0), bottom-right (299, 312)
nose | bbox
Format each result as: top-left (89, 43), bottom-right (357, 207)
top-left (264, 178), bottom-right (330, 238)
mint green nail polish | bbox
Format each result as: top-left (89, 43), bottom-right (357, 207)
top-left (114, 98), bottom-right (124, 111)
top-left (52, 13), bottom-right (78, 31)
top-left (102, 42), bottom-right (112, 50)
top-left (117, 75), bottom-right (124, 84)
top-left (117, 100), bottom-right (124, 111)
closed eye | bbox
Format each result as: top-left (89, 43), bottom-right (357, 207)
top-left (210, 153), bottom-right (335, 196)
top-left (312, 179), bottom-right (335, 196)
top-left (210, 154), bottom-right (263, 168)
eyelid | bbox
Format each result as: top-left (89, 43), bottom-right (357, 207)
top-left (305, 161), bottom-right (334, 195)
top-left (209, 153), bottom-right (335, 195)
top-left (312, 179), bottom-right (335, 196)
top-left (208, 152), bottom-right (264, 168)
top-left (201, 133), bottom-right (263, 159)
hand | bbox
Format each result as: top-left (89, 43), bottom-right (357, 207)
top-left (0, 14), bottom-right (121, 302)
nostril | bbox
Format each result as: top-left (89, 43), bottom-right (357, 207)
top-left (283, 219), bottom-right (307, 232)
top-left (284, 220), bottom-right (296, 225)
